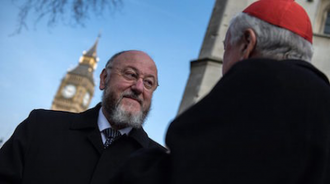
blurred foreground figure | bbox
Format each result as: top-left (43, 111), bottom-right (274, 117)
top-left (0, 50), bottom-right (166, 184)
top-left (112, 1), bottom-right (330, 183)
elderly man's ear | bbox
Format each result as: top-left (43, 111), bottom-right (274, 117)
top-left (99, 69), bottom-right (108, 90)
top-left (240, 28), bottom-right (257, 60)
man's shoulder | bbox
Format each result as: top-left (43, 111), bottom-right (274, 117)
top-left (129, 128), bottom-right (167, 152)
top-left (26, 109), bottom-right (80, 125)
top-left (22, 109), bottom-right (78, 131)
top-left (148, 138), bottom-right (167, 152)
top-left (224, 58), bottom-right (330, 86)
top-left (30, 108), bottom-right (78, 117)
top-left (29, 103), bottom-right (101, 120)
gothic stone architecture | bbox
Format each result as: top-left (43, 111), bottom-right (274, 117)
top-left (51, 37), bottom-right (100, 113)
top-left (178, 0), bottom-right (330, 115)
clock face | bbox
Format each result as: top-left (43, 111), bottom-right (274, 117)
top-left (83, 92), bottom-right (90, 106)
top-left (61, 84), bottom-right (76, 99)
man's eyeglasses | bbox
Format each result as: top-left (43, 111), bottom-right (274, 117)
top-left (107, 66), bottom-right (158, 91)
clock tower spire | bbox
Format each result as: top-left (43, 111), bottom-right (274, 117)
top-left (51, 36), bottom-right (100, 112)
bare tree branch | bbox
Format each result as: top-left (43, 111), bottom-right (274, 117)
top-left (11, 0), bottom-right (123, 34)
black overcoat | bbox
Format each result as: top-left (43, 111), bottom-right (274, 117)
top-left (0, 103), bottom-right (165, 184)
top-left (112, 58), bottom-right (330, 184)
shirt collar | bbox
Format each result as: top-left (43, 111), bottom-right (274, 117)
top-left (97, 107), bottom-right (132, 135)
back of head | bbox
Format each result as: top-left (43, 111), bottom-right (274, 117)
top-left (228, 0), bottom-right (314, 62)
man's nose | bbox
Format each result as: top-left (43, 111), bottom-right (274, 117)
top-left (131, 78), bottom-right (144, 94)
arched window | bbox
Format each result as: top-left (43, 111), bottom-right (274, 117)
top-left (324, 10), bottom-right (330, 34)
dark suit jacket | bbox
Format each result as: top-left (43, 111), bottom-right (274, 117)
top-left (112, 59), bottom-right (330, 184)
top-left (0, 103), bottom-right (165, 184)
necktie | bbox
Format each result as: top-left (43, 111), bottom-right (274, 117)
top-left (102, 128), bottom-right (121, 148)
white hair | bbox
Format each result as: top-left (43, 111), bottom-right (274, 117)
top-left (228, 13), bottom-right (313, 62)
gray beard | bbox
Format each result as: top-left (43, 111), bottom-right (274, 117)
top-left (102, 86), bottom-right (150, 129)
top-left (111, 102), bottom-right (146, 129)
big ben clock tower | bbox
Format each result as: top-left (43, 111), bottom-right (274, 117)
top-left (51, 36), bottom-right (100, 113)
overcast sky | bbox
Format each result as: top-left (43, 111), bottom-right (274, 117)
top-left (0, 0), bottom-right (215, 146)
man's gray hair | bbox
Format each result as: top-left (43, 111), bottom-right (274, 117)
top-left (228, 13), bottom-right (313, 62)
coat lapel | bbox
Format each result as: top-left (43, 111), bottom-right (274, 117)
top-left (69, 103), bottom-right (153, 154)
top-left (70, 103), bottom-right (104, 154)
top-left (128, 128), bottom-right (150, 148)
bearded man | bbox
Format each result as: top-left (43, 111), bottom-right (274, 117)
top-left (0, 50), bottom-right (166, 184)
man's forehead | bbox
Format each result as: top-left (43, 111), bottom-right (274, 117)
top-left (112, 51), bottom-right (157, 75)
top-left (114, 51), bottom-right (152, 64)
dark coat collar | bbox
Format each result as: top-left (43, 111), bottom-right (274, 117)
top-left (70, 102), bottom-right (151, 148)
top-left (70, 103), bottom-right (102, 130)
top-left (228, 58), bottom-right (330, 85)
top-left (129, 128), bottom-right (150, 148)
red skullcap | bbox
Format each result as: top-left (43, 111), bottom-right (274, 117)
top-left (243, 0), bottom-right (313, 44)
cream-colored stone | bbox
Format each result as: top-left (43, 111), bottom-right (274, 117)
top-left (51, 37), bottom-right (98, 112)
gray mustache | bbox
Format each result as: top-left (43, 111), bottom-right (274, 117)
top-left (122, 92), bottom-right (143, 105)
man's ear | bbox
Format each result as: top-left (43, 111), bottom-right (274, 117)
top-left (240, 28), bottom-right (257, 59)
top-left (99, 69), bottom-right (108, 90)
